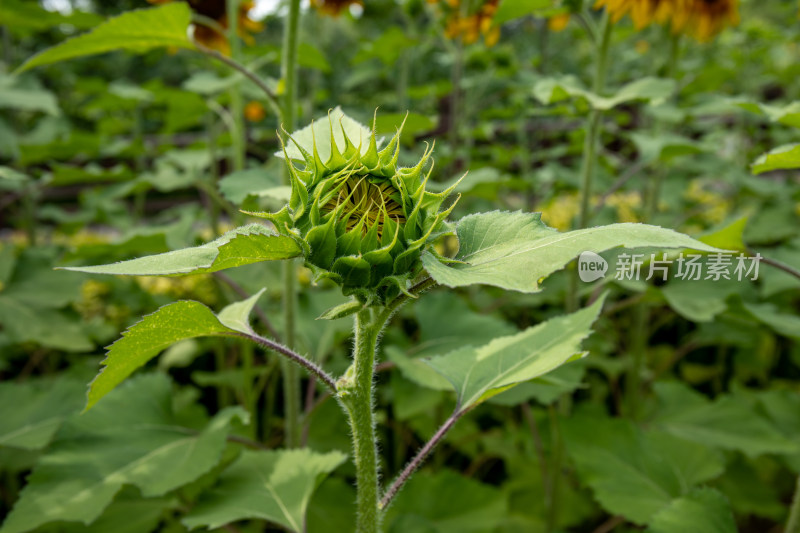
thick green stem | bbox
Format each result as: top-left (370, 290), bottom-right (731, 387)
top-left (787, 475), bottom-right (800, 533)
top-left (645, 33), bottom-right (681, 220)
top-left (280, 0), bottom-right (302, 448)
top-left (577, 11), bottom-right (612, 229)
top-left (347, 309), bottom-right (384, 533)
top-left (227, 0), bottom-right (245, 172)
top-left (568, 11), bottom-right (613, 313)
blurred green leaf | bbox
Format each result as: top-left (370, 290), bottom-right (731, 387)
top-left (0, 376), bottom-right (85, 450)
top-left (652, 382), bottom-right (799, 457)
top-left (425, 296), bottom-right (604, 408)
top-left (16, 4), bottom-right (193, 73)
top-left (647, 488), bottom-right (736, 533)
top-left (699, 217), bottom-right (748, 252)
top-left (751, 143), bottom-right (800, 175)
top-left (59, 489), bottom-right (174, 533)
top-left (742, 302), bottom-right (800, 341)
top-left (374, 113), bottom-right (434, 145)
top-left (494, 0), bottom-right (555, 24)
top-left (0, 374), bottom-right (246, 533)
top-left (534, 77), bottom-right (675, 110)
top-left (182, 449), bottom-right (346, 532)
top-left (563, 411), bottom-right (724, 524)
top-left (298, 42), bottom-right (331, 73)
top-left (385, 470), bottom-right (508, 533)
top-left (736, 100), bottom-right (800, 128)
top-left (0, 86), bottom-right (60, 116)
top-left (0, 0), bottom-right (101, 35)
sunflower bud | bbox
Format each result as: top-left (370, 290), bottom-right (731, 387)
top-left (259, 112), bottom-right (459, 305)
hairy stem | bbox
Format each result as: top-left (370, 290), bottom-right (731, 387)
top-left (348, 309), bottom-right (384, 533)
top-left (380, 409), bottom-right (463, 510)
top-left (240, 332), bottom-right (337, 393)
top-left (280, 0), bottom-right (303, 449)
top-left (194, 41), bottom-right (281, 115)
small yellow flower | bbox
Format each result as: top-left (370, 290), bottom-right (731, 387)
top-left (244, 101), bottom-right (266, 122)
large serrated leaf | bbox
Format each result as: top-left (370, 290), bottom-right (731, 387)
top-left (424, 296), bottom-right (605, 409)
top-left (562, 412), bottom-right (725, 525)
top-left (15, 4), bottom-right (193, 74)
top-left (0, 374), bottom-right (247, 533)
top-left (182, 448), bottom-right (347, 533)
top-left (59, 224), bottom-right (301, 276)
top-left (87, 290), bottom-right (264, 410)
top-left (422, 211), bottom-right (723, 293)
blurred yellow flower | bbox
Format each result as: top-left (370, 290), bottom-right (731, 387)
top-left (605, 191), bottom-right (642, 222)
top-left (539, 192), bottom-right (580, 231)
top-left (431, 0), bottom-right (502, 46)
top-left (685, 181), bottom-right (732, 225)
top-left (671, 0), bottom-right (739, 42)
top-left (548, 13), bottom-right (571, 32)
top-left (147, 0), bottom-right (263, 54)
top-left (310, 0), bottom-right (363, 16)
top-left (594, 0), bottom-right (738, 41)
top-left (594, 0), bottom-right (676, 30)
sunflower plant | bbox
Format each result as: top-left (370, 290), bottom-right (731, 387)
top-left (30, 104), bottom-right (718, 532)
top-left (1, 3), bottom-right (735, 533)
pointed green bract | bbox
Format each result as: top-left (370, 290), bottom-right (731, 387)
top-left (86, 290), bottom-right (265, 410)
top-left (425, 296), bottom-right (606, 409)
top-left (59, 224), bottom-right (302, 276)
top-left (15, 3), bottom-right (193, 74)
top-left (182, 449), bottom-right (347, 533)
top-left (422, 211), bottom-right (725, 293)
top-left (264, 110), bottom-right (459, 304)
top-left (0, 374), bottom-right (247, 533)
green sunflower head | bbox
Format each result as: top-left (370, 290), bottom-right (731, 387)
top-left (259, 111), bottom-right (460, 305)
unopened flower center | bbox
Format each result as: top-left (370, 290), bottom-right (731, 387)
top-left (323, 175), bottom-right (405, 237)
